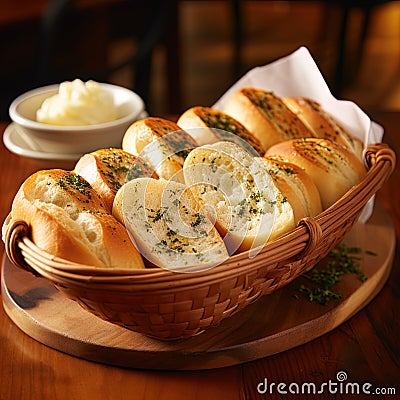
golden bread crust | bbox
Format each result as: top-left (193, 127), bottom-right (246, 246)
top-left (266, 138), bottom-right (366, 209)
top-left (10, 169), bottom-right (145, 269)
top-left (178, 106), bottom-right (264, 155)
top-left (283, 97), bottom-right (364, 158)
top-left (122, 117), bottom-right (198, 182)
top-left (223, 88), bottom-right (314, 151)
top-left (74, 148), bottom-right (155, 212)
top-left (262, 156), bottom-right (323, 223)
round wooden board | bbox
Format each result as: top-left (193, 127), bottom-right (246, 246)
top-left (1, 202), bottom-right (396, 371)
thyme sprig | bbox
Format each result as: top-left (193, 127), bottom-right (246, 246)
top-left (296, 243), bottom-right (372, 305)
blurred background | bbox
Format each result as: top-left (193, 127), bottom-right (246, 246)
top-left (1, 0), bottom-right (399, 120)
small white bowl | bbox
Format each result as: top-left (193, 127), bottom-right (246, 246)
top-left (9, 83), bottom-right (145, 155)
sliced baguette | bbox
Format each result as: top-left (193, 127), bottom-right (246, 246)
top-left (266, 138), bottom-right (367, 209)
top-left (122, 117), bottom-right (198, 182)
top-left (261, 156), bottom-right (323, 223)
top-left (223, 88), bottom-right (314, 151)
top-left (183, 141), bottom-right (295, 254)
top-left (74, 147), bottom-right (156, 212)
top-left (177, 106), bottom-right (264, 155)
top-left (9, 169), bottom-right (145, 269)
top-left (283, 96), bottom-right (364, 158)
top-left (112, 177), bottom-right (229, 271)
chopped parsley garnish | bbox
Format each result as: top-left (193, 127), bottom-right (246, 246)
top-left (191, 213), bottom-right (205, 228)
top-left (295, 243), bottom-right (370, 305)
top-left (58, 174), bottom-right (92, 199)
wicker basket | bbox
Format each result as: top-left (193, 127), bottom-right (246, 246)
top-left (3, 143), bottom-right (396, 340)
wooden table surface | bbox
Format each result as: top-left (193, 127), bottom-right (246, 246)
top-left (1, 111), bottom-right (399, 400)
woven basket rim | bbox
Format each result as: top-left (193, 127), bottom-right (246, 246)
top-left (4, 143), bottom-right (396, 284)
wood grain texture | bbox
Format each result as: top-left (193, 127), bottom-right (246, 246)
top-left (1, 111), bottom-right (400, 399)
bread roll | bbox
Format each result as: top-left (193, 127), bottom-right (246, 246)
top-left (265, 138), bottom-right (367, 209)
top-left (223, 88), bottom-right (314, 151)
top-left (74, 148), bottom-right (156, 212)
top-left (183, 141), bottom-right (295, 254)
top-left (112, 177), bottom-right (229, 271)
top-left (261, 156), bottom-right (323, 223)
top-left (9, 169), bottom-right (145, 269)
top-left (122, 117), bottom-right (198, 182)
top-left (177, 106), bottom-right (264, 155)
top-left (283, 96), bottom-right (364, 158)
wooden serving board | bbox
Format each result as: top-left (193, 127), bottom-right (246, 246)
top-left (1, 202), bottom-right (396, 371)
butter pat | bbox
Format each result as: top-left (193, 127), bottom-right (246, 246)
top-left (37, 79), bottom-right (118, 126)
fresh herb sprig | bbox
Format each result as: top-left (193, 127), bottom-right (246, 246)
top-left (296, 243), bottom-right (372, 305)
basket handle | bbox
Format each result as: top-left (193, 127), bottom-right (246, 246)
top-left (3, 218), bottom-right (39, 276)
top-left (364, 143), bottom-right (396, 172)
top-left (296, 217), bottom-right (323, 260)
